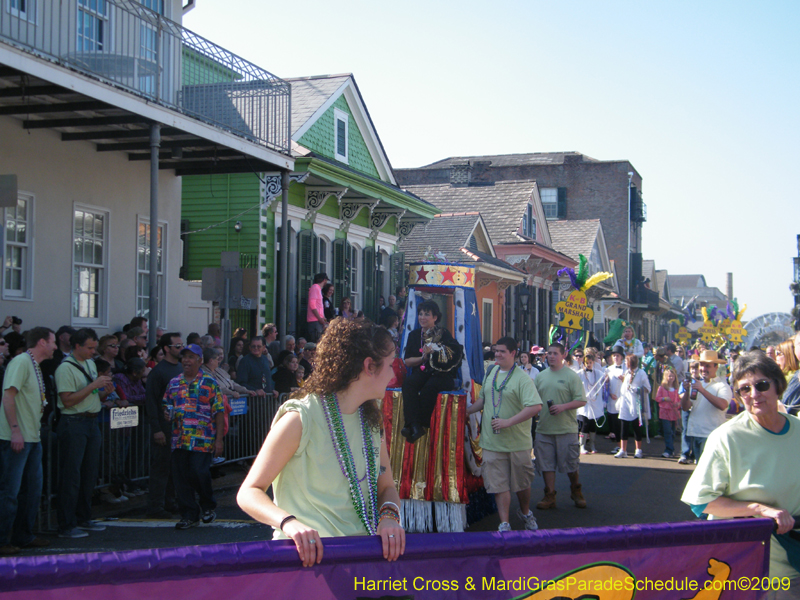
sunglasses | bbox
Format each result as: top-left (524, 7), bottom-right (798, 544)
top-left (736, 379), bottom-right (771, 397)
top-left (167, 343), bottom-right (184, 348)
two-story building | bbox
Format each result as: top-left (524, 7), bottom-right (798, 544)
top-left (0, 0), bottom-right (293, 336)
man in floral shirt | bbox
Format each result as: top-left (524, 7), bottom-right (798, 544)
top-left (163, 344), bottom-right (224, 530)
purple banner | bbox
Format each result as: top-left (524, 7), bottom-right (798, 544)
top-left (0, 520), bottom-right (775, 600)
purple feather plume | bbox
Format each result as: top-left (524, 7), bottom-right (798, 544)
top-left (557, 267), bottom-right (579, 291)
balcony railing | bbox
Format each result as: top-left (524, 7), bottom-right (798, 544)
top-left (0, 0), bottom-right (290, 154)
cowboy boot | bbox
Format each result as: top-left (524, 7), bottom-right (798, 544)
top-left (570, 483), bottom-right (587, 508)
top-left (536, 488), bottom-right (557, 510)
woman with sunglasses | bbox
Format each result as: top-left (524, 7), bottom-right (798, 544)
top-left (98, 335), bottom-right (123, 373)
top-left (238, 318), bottom-right (404, 567)
top-left (682, 351), bottom-right (800, 591)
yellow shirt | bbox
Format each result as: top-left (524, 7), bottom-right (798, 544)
top-left (272, 394), bottom-right (381, 539)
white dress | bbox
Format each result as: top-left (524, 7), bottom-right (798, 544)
top-left (617, 369), bottom-right (651, 421)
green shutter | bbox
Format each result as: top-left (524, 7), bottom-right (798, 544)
top-left (333, 238), bottom-right (348, 305)
top-left (390, 252), bottom-right (405, 296)
top-left (557, 187), bottom-right (567, 219)
top-left (363, 246), bottom-right (376, 322)
top-left (297, 230), bottom-right (317, 329)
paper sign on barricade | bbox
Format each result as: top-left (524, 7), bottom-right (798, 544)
top-left (109, 407), bottom-right (138, 429)
top-left (229, 396), bottom-right (248, 416)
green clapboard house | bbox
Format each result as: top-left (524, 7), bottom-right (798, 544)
top-left (181, 74), bottom-right (438, 335)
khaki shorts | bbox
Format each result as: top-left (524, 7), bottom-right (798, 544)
top-left (534, 433), bottom-right (580, 475)
top-left (481, 449), bottom-right (535, 494)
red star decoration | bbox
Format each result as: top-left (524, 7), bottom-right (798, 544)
top-left (464, 270), bottom-right (474, 284)
top-left (415, 265), bottom-right (430, 283)
top-left (440, 267), bottom-right (457, 284)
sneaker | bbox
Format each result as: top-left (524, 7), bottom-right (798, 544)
top-left (497, 521), bottom-right (512, 532)
top-left (202, 510), bottom-right (216, 524)
top-left (677, 456), bottom-right (690, 464)
top-left (610, 447), bottom-right (621, 454)
top-left (613, 449), bottom-right (628, 458)
top-left (662, 452), bottom-right (673, 458)
top-left (634, 450), bottom-right (644, 459)
top-left (77, 521), bottom-right (106, 532)
top-left (212, 456), bottom-right (226, 465)
top-left (580, 448), bottom-right (590, 455)
top-left (517, 509), bottom-right (538, 531)
top-left (175, 519), bottom-right (199, 530)
top-left (101, 491), bottom-right (125, 504)
top-left (59, 528), bottom-right (89, 539)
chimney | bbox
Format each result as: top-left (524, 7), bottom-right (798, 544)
top-left (449, 163), bottom-right (472, 187)
top-left (726, 272), bottom-right (733, 302)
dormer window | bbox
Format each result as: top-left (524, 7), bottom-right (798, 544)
top-left (334, 108), bottom-right (348, 163)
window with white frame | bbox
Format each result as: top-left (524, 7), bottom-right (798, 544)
top-left (136, 218), bottom-right (166, 326)
top-left (77, 0), bottom-right (109, 52)
top-left (9, 0), bottom-right (36, 22)
top-left (349, 243), bottom-right (359, 306)
top-left (522, 203), bottom-right (536, 240)
top-left (72, 206), bottom-right (108, 324)
top-left (334, 108), bottom-right (348, 163)
top-left (3, 193), bottom-right (34, 299)
top-left (318, 237), bottom-right (327, 275)
top-left (482, 299), bottom-right (493, 345)
top-left (540, 188), bottom-right (558, 219)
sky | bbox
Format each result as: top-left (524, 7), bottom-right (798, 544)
top-left (185, 0), bottom-right (800, 320)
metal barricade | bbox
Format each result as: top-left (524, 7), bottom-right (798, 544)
top-left (222, 393), bottom-right (287, 465)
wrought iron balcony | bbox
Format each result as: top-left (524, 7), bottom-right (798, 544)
top-left (0, 0), bottom-right (290, 154)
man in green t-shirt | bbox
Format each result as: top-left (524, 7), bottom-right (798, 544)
top-left (533, 343), bottom-right (587, 510)
top-left (468, 337), bottom-right (542, 532)
top-left (0, 327), bottom-right (57, 555)
top-left (54, 328), bottom-right (113, 539)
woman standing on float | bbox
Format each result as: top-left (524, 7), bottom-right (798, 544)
top-left (614, 325), bottom-right (644, 358)
top-left (238, 319), bottom-right (405, 567)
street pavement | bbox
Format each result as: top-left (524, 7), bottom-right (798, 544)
top-left (16, 435), bottom-right (698, 558)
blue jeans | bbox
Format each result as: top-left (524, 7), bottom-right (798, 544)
top-left (660, 419), bottom-right (676, 456)
top-left (0, 440), bottom-right (43, 546)
top-left (680, 410), bottom-right (693, 459)
top-left (57, 415), bottom-right (102, 532)
top-left (690, 436), bottom-right (707, 462)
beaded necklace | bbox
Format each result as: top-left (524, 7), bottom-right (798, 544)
top-left (491, 364), bottom-right (516, 420)
top-left (321, 393), bottom-right (378, 535)
top-left (27, 351), bottom-right (47, 415)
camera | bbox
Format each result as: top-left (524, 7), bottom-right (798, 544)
top-left (11, 316), bottom-right (21, 325)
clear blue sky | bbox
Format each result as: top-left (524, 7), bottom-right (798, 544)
top-left (185, 0), bottom-right (800, 321)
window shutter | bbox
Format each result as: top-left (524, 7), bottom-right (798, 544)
top-left (333, 238), bottom-right (348, 304)
top-left (363, 246), bottom-right (376, 322)
top-left (390, 251), bottom-right (405, 296)
top-left (297, 230), bottom-right (317, 328)
top-left (556, 187), bottom-right (567, 219)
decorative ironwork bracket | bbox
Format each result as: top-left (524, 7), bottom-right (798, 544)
top-left (369, 207), bottom-right (406, 240)
top-left (339, 198), bottom-right (378, 232)
top-left (304, 187), bottom-right (348, 222)
top-left (397, 217), bottom-right (429, 242)
top-left (261, 172), bottom-right (282, 210)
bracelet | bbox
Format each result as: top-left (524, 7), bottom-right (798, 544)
top-left (279, 514), bottom-right (296, 532)
top-left (379, 512), bottom-right (400, 524)
top-left (380, 501), bottom-right (400, 513)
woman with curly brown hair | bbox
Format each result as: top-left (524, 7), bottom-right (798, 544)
top-left (237, 318), bottom-right (405, 567)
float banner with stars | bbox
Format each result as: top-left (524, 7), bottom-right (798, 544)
top-left (408, 262), bottom-right (475, 289)
top-left (0, 520), bottom-right (772, 600)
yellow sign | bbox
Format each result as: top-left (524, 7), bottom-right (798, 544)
top-left (675, 326), bottom-right (692, 344)
top-left (556, 290), bottom-right (593, 331)
top-left (725, 320), bottom-right (748, 344)
top-left (697, 320), bottom-right (718, 343)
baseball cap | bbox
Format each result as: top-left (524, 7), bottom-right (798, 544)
top-left (180, 344), bottom-right (203, 358)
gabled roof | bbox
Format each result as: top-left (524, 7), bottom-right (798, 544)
top-left (398, 212), bottom-right (486, 262)
top-left (284, 74), bottom-right (396, 184)
top-left (547, 220), bottom-right (602, 262)
top-left (642, 259), bottom-right (656, 284)
top-left (668, 274), bottom-right (707, 289)
top-left (397, 180), bottom-right (537, 244)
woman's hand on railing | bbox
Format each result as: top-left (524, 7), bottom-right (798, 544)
top-left (377, 517), bottom-right (405, 562)
top-left (282, 519), bottom-right (323, 567)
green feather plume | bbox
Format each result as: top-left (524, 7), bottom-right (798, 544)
top-left (575, 254), bottom-right (589, 290)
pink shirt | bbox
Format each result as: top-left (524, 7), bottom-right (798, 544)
top-left (656, 386), bottom-right (681, 421)
top-left (307, 283), bottom-right (324, 322)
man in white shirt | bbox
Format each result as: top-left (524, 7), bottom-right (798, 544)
top-left (680, 350), bottom-right (732, 461)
